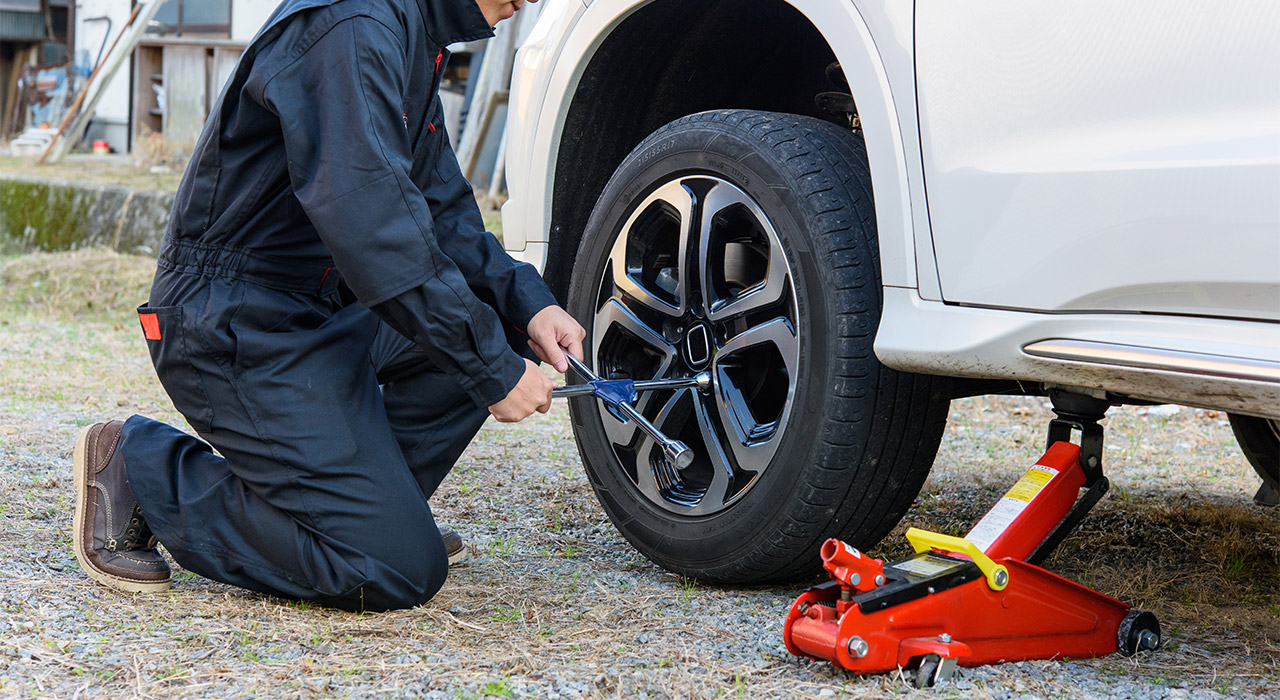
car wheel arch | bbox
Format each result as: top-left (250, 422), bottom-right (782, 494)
top-left (537, 0), bottom-right (922, 306)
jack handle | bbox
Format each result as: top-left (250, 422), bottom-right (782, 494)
top-left (905, 528), bottom-right (1009, 591)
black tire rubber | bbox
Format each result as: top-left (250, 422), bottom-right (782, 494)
top-left (566, 110), bottom-right (950, 583)
top-left (1117, 609), bottom-right (1161, 657)
top-left (1228, 414), bottom-right (1280, 493)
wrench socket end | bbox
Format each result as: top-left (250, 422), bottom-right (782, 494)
top-left (665, 441), bottom-right (694, 471)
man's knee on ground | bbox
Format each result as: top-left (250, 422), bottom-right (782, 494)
top-left (325, 527), bottom-right (449, 612)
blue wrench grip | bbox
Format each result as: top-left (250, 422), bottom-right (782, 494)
top-left (589, 378), bottom-right (637, 410)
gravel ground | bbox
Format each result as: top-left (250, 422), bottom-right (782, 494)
top-left (0, 251), bottom-right (1276, 698)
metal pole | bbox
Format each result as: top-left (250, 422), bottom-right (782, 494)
top-left (40, 0), bottom-right (167, 165)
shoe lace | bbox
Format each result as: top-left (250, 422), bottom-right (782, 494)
top-left (104, 504), bottom-right (158, 553)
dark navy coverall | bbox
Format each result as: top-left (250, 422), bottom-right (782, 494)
top-left (118, 0), bottom-right (557, 611)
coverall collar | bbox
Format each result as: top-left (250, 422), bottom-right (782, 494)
top-left (255, 0), bottom-right (494, 48)
top-left (416, 0), bottom-right (495, 46)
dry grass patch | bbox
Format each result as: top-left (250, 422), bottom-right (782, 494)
top-left (0, 248), bottom-right (155, 319)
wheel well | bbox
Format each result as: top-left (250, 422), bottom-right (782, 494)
top-left (544, 0), bottom-right (842, 302)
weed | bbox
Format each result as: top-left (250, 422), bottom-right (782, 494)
top-left (1222, 553), bottom-right (1252, 581)
top-left (487, 537), bottom-right (516, 556)
top-left (491, 606), bottom-right (522, 622)
top-left (1111, 482), bottom-right (1131, 503)
top-left (308, 624), bottom-right (332, 647)
top-left (679, 576), bottom-right (698, 605)
top-left (480, 677), bottom-right (513, 698)
top-left (156, 665), bottom-right (189, 681)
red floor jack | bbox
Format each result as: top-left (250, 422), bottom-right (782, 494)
top-left (784, 391), bottom-right (1161, 687)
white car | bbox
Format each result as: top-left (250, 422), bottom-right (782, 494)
top-left (500, 0), bottom-right (1280, 582)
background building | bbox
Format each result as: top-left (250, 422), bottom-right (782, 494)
top-left (6, 0), bottom-right (538, 192)
top-left (73, 0), bottom-right (279, 154)
top-left (1, 0), bottom-right (73, 137)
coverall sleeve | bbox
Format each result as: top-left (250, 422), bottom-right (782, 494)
top-left (421, 134), bottom-right (558, 331)
top-left (262, 17), bottom-right (524, 408)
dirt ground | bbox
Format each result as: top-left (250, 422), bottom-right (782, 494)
top-left (0, 251), bottom-right (1276, 698)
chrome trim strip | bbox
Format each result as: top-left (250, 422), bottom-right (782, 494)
top-left (1023, 339), bottom-right (1280, 384)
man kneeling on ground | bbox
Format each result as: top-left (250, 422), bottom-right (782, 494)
top-left (71, 0), bottom-right (581, 612)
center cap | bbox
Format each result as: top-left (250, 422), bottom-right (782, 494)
top-left (684, 322), bottom-right (713, 369)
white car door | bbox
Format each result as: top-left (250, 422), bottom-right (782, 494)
top-left (914, 0), bottom-right (1280, 321)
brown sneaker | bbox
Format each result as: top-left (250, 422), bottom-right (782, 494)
top-left (439, 523), bottom-right (467, 566)
top-left (72, 421), bottom-right (170, 593)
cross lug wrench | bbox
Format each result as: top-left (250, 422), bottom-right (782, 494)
top-left (553, 354), bottom-right (708, 470)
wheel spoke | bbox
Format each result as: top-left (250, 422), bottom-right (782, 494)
top-left (609, 180), bottom-right (694, 317)
top-left (593, 298), bottom-right (677, 448)
top-left (689, 395), bottom-right (734, 511)
top-left (593, 297), bottom-right (674, 358)
top-left (698, 181), bottom-right (790, 322)
top-left (711, 317), bottom-right (798, 472)
top-left (634, 389), bottom-right (703, 508)
top-left (718, 315), bottom-right (799, 366)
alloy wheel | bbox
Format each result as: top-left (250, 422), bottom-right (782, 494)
top-left (588, 176), bottom-right (800, 516)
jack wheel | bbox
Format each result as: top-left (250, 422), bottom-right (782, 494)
top-left (913, 654), bottom-right (942, 689)
top-left (1117, 609), bottom-right (1161, 656)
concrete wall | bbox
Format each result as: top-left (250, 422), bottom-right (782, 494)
top-left (0, 174), bottom-right (172, 255)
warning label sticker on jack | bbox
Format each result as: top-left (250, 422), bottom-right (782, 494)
top-left (965, 465), bottom-right (1059, 552)
top-left (892, 555), bottom-right (963, 578)
top-left (1005, 467), bottom-right (1055, 501)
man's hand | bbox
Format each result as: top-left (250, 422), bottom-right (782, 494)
top-left (526, 305), bottom-right (586, 373)
top-left (489, 359), bottom-right (555, 422)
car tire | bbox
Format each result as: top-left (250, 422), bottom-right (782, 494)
top-left (1228, 414), bottom-right (1280, 494)
top-left (566, 109), bottom-right (951, 583)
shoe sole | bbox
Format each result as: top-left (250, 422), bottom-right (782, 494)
top-left (447, 546), bottom-right (468, 566)
top-left (73, 426), bottom-right (171, 594)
